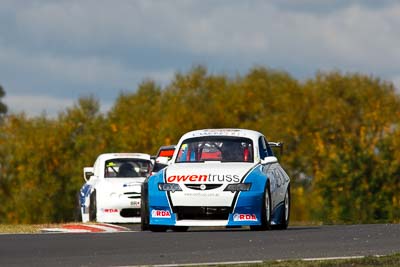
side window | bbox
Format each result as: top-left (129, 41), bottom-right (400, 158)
top-left (259, 136), bottom-right (274, 159)
top-left (258, 137), bottom-right (268, 159)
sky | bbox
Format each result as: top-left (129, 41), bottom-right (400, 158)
top-left (1, 0), bottom-right (400, 117)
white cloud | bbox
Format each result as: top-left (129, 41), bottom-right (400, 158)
top-left (320, 5), bottom-right (400, 66)
top-left (3, 94), bottom-right (74, 117)
top-left (5, 1), bottom-right (400, 67)
top-left (1, 44), bottom-right (173, 87)
top-left (1, 0), bottom-right (400, 117)
top-left (0, 42), bottom-right (174, 117)
top-left (392, 75), bottom-right (400, 93)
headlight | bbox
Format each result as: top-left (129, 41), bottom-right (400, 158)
top-left (158, 183), bottom-right (182, 192)
top-left (224, 183), bottom-right (252, 192)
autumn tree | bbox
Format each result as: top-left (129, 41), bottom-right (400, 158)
top-left (0, 114), bottom-right (61, 223)
top-left (0, 85), bottom-right (7, 118)
top-left (159, 66), bottom-right (232, 144)
top-left (304, 72), bottom-right (400, 223)
top-left (107, 80), bottom-right (163, 154)
top-left (0, 67), bottom-right (399, 224)
top-left (0, 96), bottom-right (106, 223)
top-left (54, 96), bottom-right (107, 221)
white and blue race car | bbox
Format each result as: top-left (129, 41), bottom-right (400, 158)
top-left (77, 153), bottom-right (153, 223)
top-left (141, 129), bottom-right (290, 231)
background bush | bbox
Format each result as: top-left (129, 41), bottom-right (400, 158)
top-left (0, 66), bottom-right (399, 224)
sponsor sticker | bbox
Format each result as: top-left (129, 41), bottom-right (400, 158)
top-left (167, 174), bottom-right (240, 183)
top-left (130, 200), bottom-right (140, 207)
top-left (151, 209), bottom-right (171, 218)
top-left (123, 182), bottom-right (141, 187)
top-left (102, 208), bottom-right (119, 213)
top-left (233, 213), bottom-right (257, 221)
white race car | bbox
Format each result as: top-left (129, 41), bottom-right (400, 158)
top-left (77, 153), bottom-right (153, 223)
top-left (141, 129), bottom-right (290, 231)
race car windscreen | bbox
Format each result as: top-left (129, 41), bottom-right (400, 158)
top-left (104, 159), bottom-right (153, 178)
top-left (176, 137), bottom-right (254, 163)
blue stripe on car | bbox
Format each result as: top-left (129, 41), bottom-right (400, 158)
top-left (79, 184), bottom-right (92, 208)
top-left (148, 169), bottom-right (176, 225)
top-left (228, 164), bottom-right (268, 226)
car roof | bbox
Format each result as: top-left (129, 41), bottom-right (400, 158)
top-left (96, 153), bottom-right (151, 162)
top-left (179, 128), bottom-right (263, 141)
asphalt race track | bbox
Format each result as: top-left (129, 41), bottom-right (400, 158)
top-left (0, 224), bottom-right (399, 266)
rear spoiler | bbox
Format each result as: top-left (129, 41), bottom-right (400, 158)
top-left (268, 142), bottom-right (283, 155)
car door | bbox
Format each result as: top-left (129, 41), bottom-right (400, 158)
top-left (274, 164), bottom-right (286, 204)
top-left (277, 165), bottom-right (290, 200)
top-left (261, 163), bottom-right (280, 210)
top-left (258, 136), bottom-right (278, 206)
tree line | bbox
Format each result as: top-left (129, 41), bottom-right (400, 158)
top-left (0, 66), bottom-right (399, 224)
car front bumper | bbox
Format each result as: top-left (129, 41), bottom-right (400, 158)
top-left (149, 190), bottom-right (264, 227)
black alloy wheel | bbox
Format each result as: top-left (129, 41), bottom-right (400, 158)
top-left (89, 190), bottom-right (97, 222)
top-left (250, 184), bottom-right (272, 231)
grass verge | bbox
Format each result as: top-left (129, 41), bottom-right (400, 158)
top-left (0, 223), bottom-right (65, 233)
top-left (213, 254), bottom-right (400, 267)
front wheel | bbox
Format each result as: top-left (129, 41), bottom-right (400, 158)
top-left (250, 186), bottom-right (271, 231)
top-left (149, 225), bottom-right (168, 232)
top-left (140, 184), bottom-right (149, 231)
top-left (89, 190), bottom-right (97, 222)
top-left (172, 226), bottom-right (189, 232)
top-left (74, 192), bottom-right (82, 222)
top-left (275, 188), bottom-right (290, 230)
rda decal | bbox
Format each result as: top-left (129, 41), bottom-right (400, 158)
top-left (102, 208), bottom-right (119, 213)
top-left (167, 174), bottom-right (240, 183)
top-left (233, 213), bottom-right (257, 221)
top-left (151, 209), bottom-right (171, 218)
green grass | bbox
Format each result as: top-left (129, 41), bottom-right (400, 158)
top-left (0, 223), bottom-right (67, 233)
top-left (0, 222), bottom-right (106, 233)
top-left (212, 254), bottom-right (400, 267)
top-left (0, 224), bottom-right (54, 233)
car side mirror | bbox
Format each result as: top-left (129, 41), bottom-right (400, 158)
top-left (83, 167), bottom-right (94, 182)
top-left (156, 156), bottom-right (170, 165)
top-left (151, 156), bottom-right (170, 174)
top-left (261, 156), bottom-right (278, 165)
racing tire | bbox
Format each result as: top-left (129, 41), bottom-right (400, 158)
top-left (171, 226), bottom-right (189, 232)
top-left (140, 183), bottom-right (167, 232)
top-left (74, 192), bottom-right (82, 222)
top-left (250, 185), bottom-right (271, 231)
top-left (140, 184), bottom-right (149, 231)
top-left (274, 187), bottom-right (290, 230)
top-left (148, 225), bottom-right (168, 232)
top-left (89, 190), bottom-right (97, 222)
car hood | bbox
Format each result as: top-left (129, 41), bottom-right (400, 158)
top-left (164, 162), bottom-right (256, 185)
top-left (98, 178), bottom-right (145, 192)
